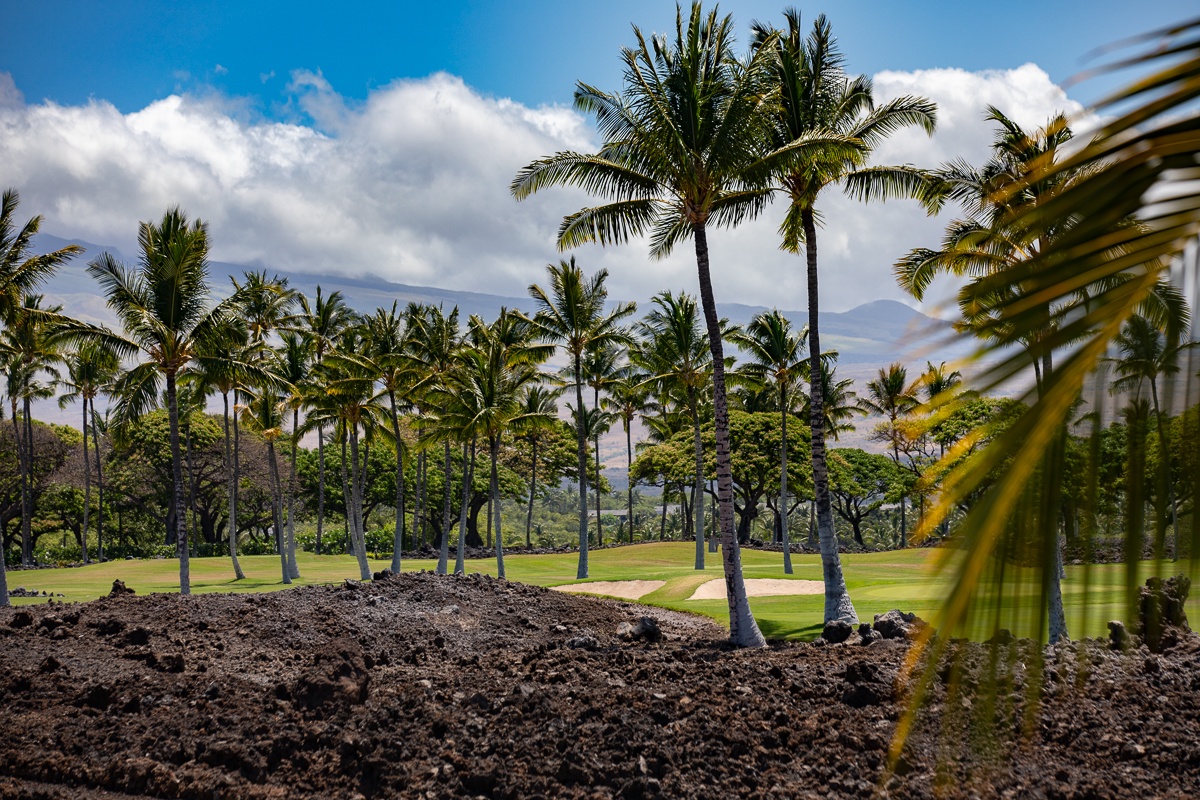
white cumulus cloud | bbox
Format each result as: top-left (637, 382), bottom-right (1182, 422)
top-left (0, 63), bottom-right (1083, 314)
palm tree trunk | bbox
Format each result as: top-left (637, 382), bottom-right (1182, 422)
top-left (438, 440), bottom-right (452, 574)
top-left (780, 387), bottom-right (793, 575)
top-left (492, 435), bottom-right (505, 579)
top-left (526, 437), bottom-right (538, 549)
top-left (689, 388), bottom-right (705, 570)
top-left (222, 392), bottom-right (246, 579)
top-left (573, 352), bottom-right (589, 579)
top-left (91, 401), bottom-right (105, 560)
top-left (416, 448), bottom-right (426, 548)
top-left (660, 484), bottom-right (669, 541)
top-left (389, 391), bottom-right (405, 574)
top-left (233, 396), bottom-right (243, 554)
top-left (1149, 379), bottom-right (1180, 560)
top-left (593, 385), bottom-right (603, 549)
top-left (165, 372), bottom-right (191, 596)
top-left (17, 398), bottom-right (32, 566)
top-left (185, 424), bottom-right (200, 554)
top-left (348, 424), bottom-right (371, 581)
top-left (455, 439), bottom-right (475, 575)
top-left (625, 422), bottom-right (634, 543)
top-left (316, 422), bottom-right (326, 555)
top-left (81, 402), bottom-right (91, 564)
top-left (0, 523), bottom-right (8, 606)
top-left (802, 209), bottom-right (857, 625)
top-left (693, 223), bottom-right (765, 648)
top-left (286, 409), bottom-right (300, 579)
top-left (267, 439), bottom-right (291, 584)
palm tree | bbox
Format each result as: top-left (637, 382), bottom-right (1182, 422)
top-left (636, 291), bottom-right (722, 570)
top-left (730, 309), bottom-right (807, 573)
top-left (57, 341), bottom-right (119, 564)
top-left (603, 364), bottom-right (655, 543)
top-left (406, 303), bottom-right (462, 574)
top-left (0, 189), bottom-right (83, 322)
top-left (859, 363), bottom-right (919, 546)
top-left (582, 341), bottom-right (622, 546)
top-left (2, 296), bottom-right (63, 568)
top-left (1108, 315), bottom-right (1193, 560)
top-left (750, 10), bottom-right (937, 625)
top-left (296, 287), bottom-right (356, 555)
top-left (275, 331), bottom-right (310, 580)
top-left (364, 303), bottom-right (417, 573)
top-left (241, 374), bottom-right (293, 584)
top-left (514, 384), bottom-right (564, 549)
top-left (526, 258), bottom-right (634, 579)
top-left (86, 207), bottom-right (247, 596)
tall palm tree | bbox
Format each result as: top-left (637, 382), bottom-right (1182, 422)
top-left (58, 341), bottom-right (119, 564)
top-left (603, 364), bottom-right (655, 543)
top-left (296, 287), bottom-right (356, 555)
top-left (730, 309), bottom-right (806, 573)
top-left (513, 3), bottom-right (872, 646)
top-left (751, 9), bottom-right (937, 625)
top-left (636, 290), bottom-right (720, 570)
top-left (582, 341), bottom-right (622, 546)
top-left (364, 302), bottom-right (417, 573)
top-left (859, 363), bottom-right (919, 546)
top-left (240, 375), bottom-right (293, 584)
top-left (406, 303), bottom-right (462, 574)
top-left (526, 258), bottom-right (634, 579)
top-left (2, 296), bottom-right (63, 568)
top-left (275, 331), bottom-right (310, 580)
top-left (87, 207), bottom-right (248, 596)
top-left (1108, 315), bottom-right (1193, 560)
top-left (514, 384), bottom-right (564, 548)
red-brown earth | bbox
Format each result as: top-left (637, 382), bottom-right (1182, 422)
top-left (1, 571), bottom-right (1198, 799)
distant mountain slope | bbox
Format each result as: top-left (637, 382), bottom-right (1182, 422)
top-left (32, 232), bottom-right (971, 369)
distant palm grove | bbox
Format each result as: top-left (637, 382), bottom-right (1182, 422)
top-left (1, 5), bottom-right (1196, 653)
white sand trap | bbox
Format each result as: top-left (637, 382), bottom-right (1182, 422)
top-left (552, 580), bottom-right (666, 600)
top-left (688, 578), bottom-right (824, 601)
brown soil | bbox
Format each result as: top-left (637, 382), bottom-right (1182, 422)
top-left (1, 572), bottom-right (1199, 799)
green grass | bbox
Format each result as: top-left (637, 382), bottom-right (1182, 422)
top-left (7, 543), bottom-right (1196, 641)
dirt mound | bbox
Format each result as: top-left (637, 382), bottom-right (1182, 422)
top-left (2, 572), bottom-right (1199, 798)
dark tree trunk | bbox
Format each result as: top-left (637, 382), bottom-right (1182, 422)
top-left (165, 372), bottom-right (191, 595)
top-left (625, 422), bottom-right (634, 543)
top-left (286, 409), bottom-right (300, 579)
top-left (692, 224), bottom-right (764, 648)
top-left (267, 439), bottom-right (291, 584)
top-left (780, 386), bottom-right (793, 574)
top-left (802, 208), bottom-right (857, 624)
top-left (454, 440), bottom-right (475, 575)
top-left (16, 400), bottom-right (32, 566)
top-left (348, 424), bottom-right (371, 581)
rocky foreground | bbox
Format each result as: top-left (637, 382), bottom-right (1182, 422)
top-left (1, 573), bottom-right (1199, 799)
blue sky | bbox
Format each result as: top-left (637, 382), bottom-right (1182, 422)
top-left (0, 1), bottom-right (1194, 314)
top-left (4, 1), bottom-right (1193, 115)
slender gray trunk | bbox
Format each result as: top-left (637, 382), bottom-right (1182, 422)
top-left (268, 439), bottom-right (291, 584)
top-left (81, 401), bottom-right (91, 564)
top-left (492, 435), bottom-right (505, 578)
top-left (438, 441), bottom-right (451, 574)
top-left (802, 208), bottom-right (857, 624)
top-left (593, 385), bottom-right (603, 548)
top-left (455, 440), bottom-right (474, 575)
top-left (17, 400), bottom-right (32, 566)
top-left (780, 386), bottom-right (793, 574)
top-left (348, 424), bottom-right (371, 581)
top-left (416, 448), bottom-right (426, 548)
top-left (574, 352), bottom-right (590, 578)
top-left (690, 388), bottom-right (705, 570)
top-left (286, 409), bottom-right (300, 579)
top-left (92, 401), bottom-right (105, 560)
top-left (166, 372), bottom-right (191, 596)
top-left (625, 422), bottom-right (634, 543)
top-left (389, 391), bottom-right (405, 573)
top-left (222, 392), bottom-right (246, 579)
top-left (233, 397), bottom-right (243, 555)
top-left (660, 484), bottom-right (668, 541)
top-left (526, 437), bottom-right (538, 548)
top-left (316, 422), bottom-right (326, 555)
top-left (1149, 379), bottom-right (1180, 560)
top-left (693, 224), bottom-right (765, 647)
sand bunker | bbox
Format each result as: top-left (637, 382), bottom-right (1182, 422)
top-left (687, 578), bottom-right (824, 601)
top-left (552, 580), bottom-right (666, 600)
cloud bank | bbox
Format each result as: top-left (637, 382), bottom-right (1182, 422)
top-left (0, 64), bottom-right (1082, 313)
